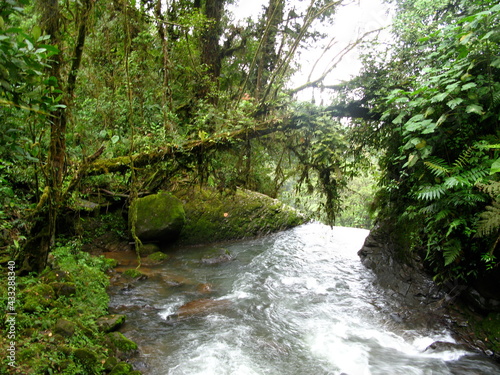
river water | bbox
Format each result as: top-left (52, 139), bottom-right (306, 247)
top-left (109, 223), bottom-right (500, 374)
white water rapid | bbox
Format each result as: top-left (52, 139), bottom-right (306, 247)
top-left (110, 223), bottom-right (500, 375)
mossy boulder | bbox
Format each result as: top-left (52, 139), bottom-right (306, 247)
top-left (175, 187), bottom-right (307, 245)
top-left (73, 348), bottom-right (98, 370)
top-left (109, 362), bottom-right (134, 375)
top-left (96, 314), bottom-right (126, 333)
top-left (23, 284), bottom-right (56, 312)
top-left (54, 318), bottom-right (77, 337)
top-left (107, 331), bottom-right (138, 352)
top-left (138, 243), bottom-right (160, 256)
top-left (122, 268), bottom-right (145, 279)
top-left (49, 281), bottom-right (76, 297)
top-left (147, 251), bottom-right (168, 263)
top-left (129, 192), bottom-right (185, 242)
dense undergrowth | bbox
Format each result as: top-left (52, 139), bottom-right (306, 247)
top-left (0, 238), bottom-right (140, 375)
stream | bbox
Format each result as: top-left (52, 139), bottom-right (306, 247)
top-left (109, 223), bottom-right (500, 374)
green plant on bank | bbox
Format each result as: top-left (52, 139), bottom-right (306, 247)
top-left (360, 0), bottom-right (500, 283)
top-left (0, 239), bottom-right (121, 374)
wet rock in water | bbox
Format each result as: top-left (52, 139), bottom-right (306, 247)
top-left (201, 252), bottom-right (233, 265)
top-left (196, 283), bottom-right (213, 294)
top-left (97, 314), bottom-right (126, 333)
top-left (424, 340), bottom-right (469, 353)
top-left (168, 298), bottom-right (231, 321)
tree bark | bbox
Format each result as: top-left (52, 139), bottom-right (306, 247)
top-left (199, 0), bottom-right (224, 99)
top-left (18, 0), bottom-right (93, 274)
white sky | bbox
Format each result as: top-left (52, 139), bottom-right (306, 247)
top-left (228, 0), bottom-right (394, 102)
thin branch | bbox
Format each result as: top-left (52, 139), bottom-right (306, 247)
top-left (289, 28), bottom-right (382, 95)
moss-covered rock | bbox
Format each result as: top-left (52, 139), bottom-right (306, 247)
top-left (129, 191), bottom-right (185, 242)
top-left (147, 251), bottom-right (168, 262)
top-left (96, 314), bottom-right (126, 333)
top-left (109, 362), bottom-right (134, 375)
top-left (122, 268), bottom-right (145, 279)
top-left (176, 187), bottom-right (307, 245)
top-left (138, 243), bottom-right (160, 256)
top-left (23, 284), bottom-right (56, 312)
top-left (73, 348), bottom-right (98, 370)
top-left (107, 331), bottom-right (138, 352)
top-left (103, 356), bottom-right (119, 371)
top-left (40, 269), bottom-right (74, 283)
top-left (54, 318), bottom-right (77, 337)
top-left (50, 281), bottom-right (76, 297)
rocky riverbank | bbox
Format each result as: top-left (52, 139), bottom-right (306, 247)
top-left (358, 223), bottom-right (500, 361)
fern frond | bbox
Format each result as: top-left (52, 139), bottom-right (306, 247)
top-left (443, 239), bottom-right (462, 266)
top-left (453, 146), bottom-right (473, 169)
top-left (424, 158), bottom-right (450, 177)
top-left (476, 200), bottom-right (500, 237)
top-left (477, 181), bottom-right (500, 198)
top-left (416, 185), bottom-right (447, 201)
top-left (419, 203), bottom-right (438, 215)
top-left (443, 176), bottom-right (460, 188)
top-left (436, 209), bottom-right (452, 221)
top-left (460, 167), bottom-right (489, 184)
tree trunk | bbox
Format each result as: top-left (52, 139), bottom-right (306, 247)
top-left (255, 0), bottom-right (284, 99)
top-left (18, 0), bottom-right (92, 274)
top-left (199, 0), bottom-right (224, 100)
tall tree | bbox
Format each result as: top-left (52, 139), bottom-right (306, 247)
top-left (18, 0), bottom-right (94, 273)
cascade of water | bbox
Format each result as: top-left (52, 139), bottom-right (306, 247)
top-left (110, 223), bottom-right (500, 375)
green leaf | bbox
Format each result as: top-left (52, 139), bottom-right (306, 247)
top-left (447, 98), bottom-right (463, 109)
top-left (491, 158), bottom-right (500, 175)
top-left (461, 82), bottom-right (477, 91)
top-left (32, 25), bottom-right (41, 41)
top-left (431, 92), bottom-right (448, 103)
top-left (392, 112), bottom-right (405, 124)
top-left (111, 135), bottom-right (120, 144)
top-left (465, 104), bottom-right (484, 115)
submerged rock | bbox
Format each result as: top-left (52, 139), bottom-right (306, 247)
top-left (167, 298), bottom-right (231, 321)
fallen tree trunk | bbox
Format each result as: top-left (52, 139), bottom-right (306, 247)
top-left (85, 117), bottom-right (293, 176)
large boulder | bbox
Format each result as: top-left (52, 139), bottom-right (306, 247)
top-left (174, 187), bottom-right (308, 245)
top-left (129, 192), bottom-right (185, 242)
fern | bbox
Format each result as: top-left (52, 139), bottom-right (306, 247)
top-left (453, 146), bottom-right (473, 169)
top-left (476, 200), bottom-right (500, 237)
top-left (416, 184), bottom-right (447, 201)
top-left (424, 157), bottom-right (450, 177)
top-left (443, 239), bottom-right (462, 266)
top-left (477, 181), bottom-right (500, 198)
top-left (459, 166), bottom-right (489, 184)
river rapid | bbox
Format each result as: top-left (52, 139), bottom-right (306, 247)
top-left (109, 223), bottom-right (500, 375)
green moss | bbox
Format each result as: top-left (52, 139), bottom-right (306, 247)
top-left (54, 318), bottom-right (77, 337)
top-left (480, 312), bottom-right (500, 352)
top-left (97, 314), bottom-right (126, 333)
top-left (109, 362), bottom-right (134, 375)
top-left (147, 251), bottom-right (168, 262)
top-left (176, 187), bottom-right (307, 245)
top-left (129, 191), bottom-right (186, 242)
top-left (139, 243), bottom-right (160, 256)
top-left (23, 284), bottom-right (56, 312)
top-left (73, 348), bottom-right (98, 369)
top-left (122, 268), bottom-right (144, 279)
top-left (107, 331), bottom-right (138, 352)
top-left (103, 356), bottom-right (119, 371)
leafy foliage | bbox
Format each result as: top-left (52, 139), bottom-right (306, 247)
top-left (355, 0), bottom-right (500, 282)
